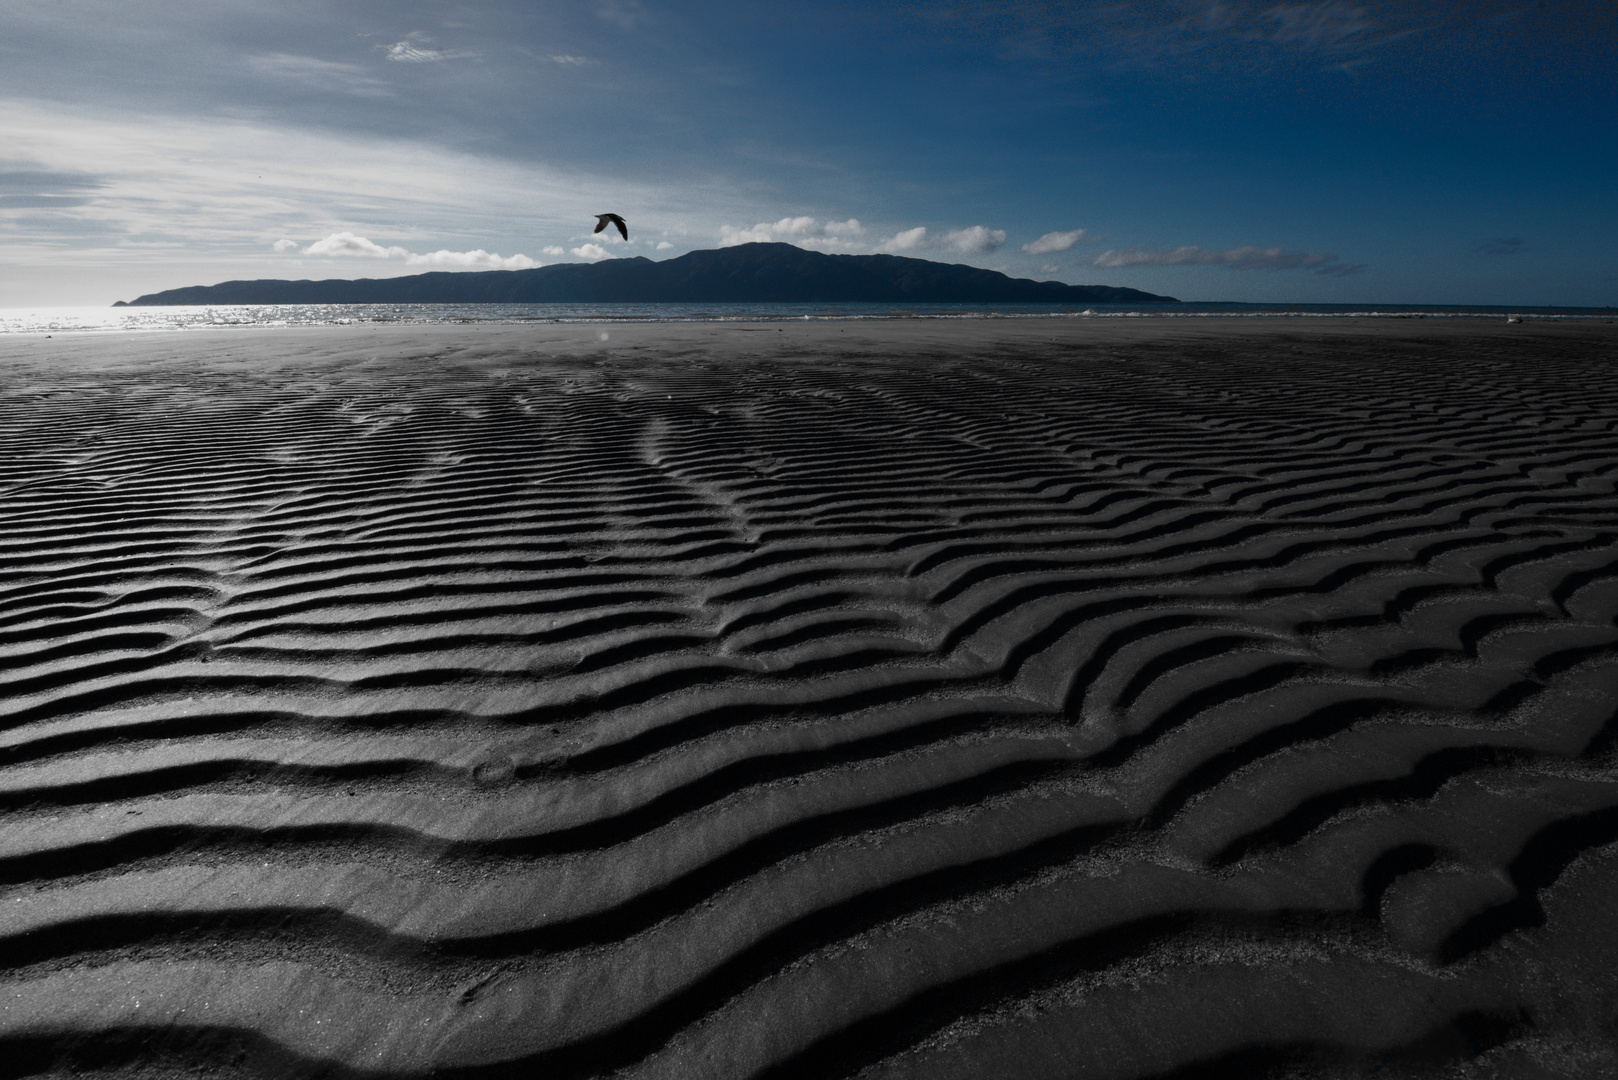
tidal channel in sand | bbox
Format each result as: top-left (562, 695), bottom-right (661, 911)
top-left (2, 318), bottom-right (1617, 1078)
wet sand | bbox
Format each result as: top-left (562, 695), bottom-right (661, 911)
top-left (3, 317), bottom-right (1617, 1078)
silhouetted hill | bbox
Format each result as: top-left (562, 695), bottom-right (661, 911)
top-left (115, 243), bottom-right (1178, 305)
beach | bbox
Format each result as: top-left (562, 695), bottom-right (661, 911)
top-left (3, 316), bottom-right (1617, 1078)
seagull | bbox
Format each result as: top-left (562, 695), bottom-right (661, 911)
top-left (593, 213), bottom-right (629, 241)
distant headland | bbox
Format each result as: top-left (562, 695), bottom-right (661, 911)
top-left (113, 242), bottom-right (1178, 306)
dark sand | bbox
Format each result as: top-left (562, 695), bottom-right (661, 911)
top-left (2, 318), bottom-right (1617, 1078)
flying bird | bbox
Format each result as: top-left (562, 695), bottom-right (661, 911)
top-left (594, 214), bottom-right (629, 241)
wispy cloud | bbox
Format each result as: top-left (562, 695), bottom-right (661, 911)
top-left (383, 34), bottom-right (475, 63)
top-left (0, 194), bottom-right (90, 209)
top-left (548, 54), bottom-right (597, 65)
top-left (294, 231), bottom-right (539, 269)
top-left (1022, 228), bottom-right (1089, 254)
top-left (1261, 2), bottom-right (1375, 49)
top-left (944, 225), bottom-right (1006, 254)
top-left (931, 0), bottom-right (1417, 74)
top-left (1477, 236), bottom-right (1528, 256)
top-left (719, 216), bottom-right (865, 251)
top-left (0, 169), bottom-right (103, 197)
top-left (595, 0), bottom-right (646, 31)
top-left (247, 54), bottom-right (392, 97)
top-left (0, 99), bottom-right (677, 269)
top-left (385, 42), bottom-right (441, 62)
top-left (1093, 243), bottom-right (1359, 274)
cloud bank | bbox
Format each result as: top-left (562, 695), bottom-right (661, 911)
top-left (409, 248), bottom-right (538, 269)
top-left (1093, 244), bottom-right (1360, 275)
top-left (716, 219), bottom-right (1029, 260)
top-left (719, 216), bottom-right (865, 251)
top-left (289, 231), bottom-right (539, 269)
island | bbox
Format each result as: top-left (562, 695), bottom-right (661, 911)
top-left (114, 242), bottom-right (1178, 306)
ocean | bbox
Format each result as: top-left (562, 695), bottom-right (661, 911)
top-left (2, 300), bottom-right (1614, 334)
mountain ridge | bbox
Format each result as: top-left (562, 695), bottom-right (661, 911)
top-left (114, 242), bottom-right (1178, 305)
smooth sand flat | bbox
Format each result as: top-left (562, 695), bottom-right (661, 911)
top-left (2, 318), bottom-right (1617, 1078)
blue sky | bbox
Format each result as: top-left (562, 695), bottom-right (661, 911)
top-left (2, 0), bottom-right (1613, 306)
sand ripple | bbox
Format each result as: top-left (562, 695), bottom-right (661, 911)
top-left (2, 322), bottom-right (1617, 1078)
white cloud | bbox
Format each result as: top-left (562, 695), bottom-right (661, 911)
top-left (720, 216), bottom-right (813, 245)
top-left (548, 54), bottom-right (596, 65)
top-left (304, 231), bottom-right (404, 258)
top-left (877, 226), bottom-right (927, 253)
top-left (720, 224), bottom-right (773, 246)
top-left (272, 238), bottom-right (298, 253)
top-left (944, 225), bottom-right (1006, 254)
top-left (774, 216), bottom-right (818, 236)
top-left (719, 216), bottom-right (865, 251)
top-left (1039, 264), bottom-right (1061, 275)
top-left (1092, 244), bottom-right (1359, 275)
top-left (1022, 229), bottom-right (1089, 255)
top-left (405, 248), bottom-right (538, 269)
top-left (656, 240), bottom-right (673, 250)
top-left (295, 231), bottom-right (537, 269)
top-left (542, 245), bottom-right (566, 256)
top-left (571, 242), bottom-right (610, 260)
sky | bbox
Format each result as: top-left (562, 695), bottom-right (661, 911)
top-left (1, 0), bottom-right (1614, 307)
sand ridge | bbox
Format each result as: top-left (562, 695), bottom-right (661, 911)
top-left (2, 319), bottom-right (1617, 1078)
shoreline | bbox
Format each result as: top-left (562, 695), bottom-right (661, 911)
top-left (5, 312), bottom-right (1615, 367)
top-left (4, 304), bottom-right (1615, 340)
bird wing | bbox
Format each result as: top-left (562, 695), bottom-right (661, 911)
top-left (592, 214), bottom-right (629, 240)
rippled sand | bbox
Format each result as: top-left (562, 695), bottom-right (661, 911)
top-left (3, 318), bottom-right (1617, 1079)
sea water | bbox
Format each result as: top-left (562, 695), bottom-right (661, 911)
top-left (1, 301), bottom-right (1614, 335)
